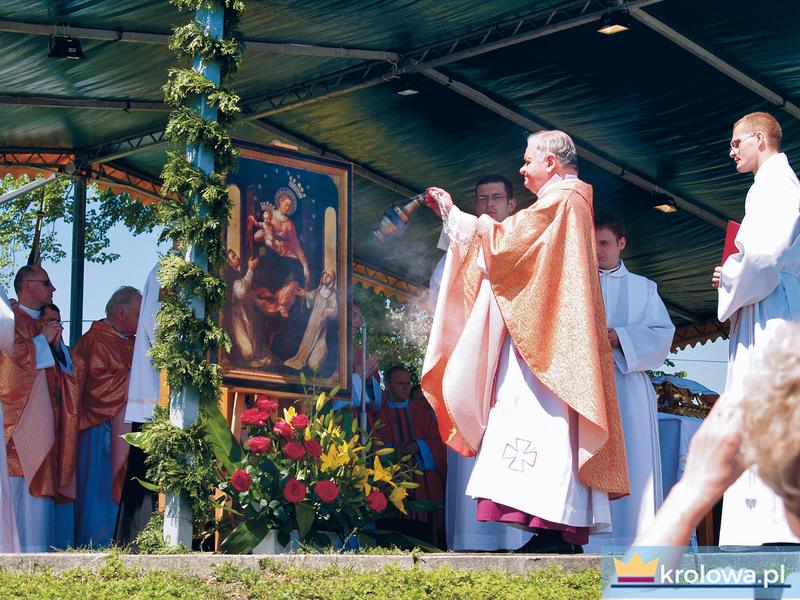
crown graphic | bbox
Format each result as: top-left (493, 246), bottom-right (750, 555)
top-left (613, 552), bottom-right (659, 583)
top-left (288, 175), bottom-right (306, 199)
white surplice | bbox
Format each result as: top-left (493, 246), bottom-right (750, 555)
top-left (585, 261), bottom-right (672, 551)
top-left (125, 263), bottom-right (160, 423)
top-left (0, 286), bottom-right (20, 552)
top-left (438, 181), bottom-right (611, 533)
top-left (717, 152), bottom-right (800, 546)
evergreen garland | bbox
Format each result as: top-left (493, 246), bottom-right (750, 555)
top-left (143, 0), bottom-right (244, 526)
top-left (153, 0), bottom-right (243, 404)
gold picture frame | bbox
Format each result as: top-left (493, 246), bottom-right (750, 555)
top-left (220, 144), bottom-right (351, 398)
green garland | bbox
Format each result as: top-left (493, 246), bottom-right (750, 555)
top-left (153, 0), bottom-right (242, 403)
top-left (141, 0), bottom-right (244, 530)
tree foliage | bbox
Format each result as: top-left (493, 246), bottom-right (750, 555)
top-left (0, 174), bottom-right (158, 284)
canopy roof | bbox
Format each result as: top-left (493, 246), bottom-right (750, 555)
top-left (2, 0), bottom-right (798, 347)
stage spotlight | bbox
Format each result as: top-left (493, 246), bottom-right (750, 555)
top-left (653, 194), bottom-right (678, 213)
top-left (392, 78), bottom-right (420, 96)
top-left (597, 10), bottom-right (630, 35)
top-left (48, 35), bottom-right (85, 60)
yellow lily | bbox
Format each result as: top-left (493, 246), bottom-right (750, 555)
top-left (371, 456), bottom-right (393, 484)
top-left (389, 486), bottom-right (408, 514)
top-left (320, 444), bottom-right (341, 472)
top-left (315, 392), bottom-right (328, 412)
top-left (283, 406), bottom-right (297, 424)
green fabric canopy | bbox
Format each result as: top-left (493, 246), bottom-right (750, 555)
top-left (2, 0), bottom-right (798, 344)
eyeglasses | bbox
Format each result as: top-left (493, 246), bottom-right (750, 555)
top-left (27, 279), bottom-right (54, 288)
top-left (729, 133), bottom-right (757, 152)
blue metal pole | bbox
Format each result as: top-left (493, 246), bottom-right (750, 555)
top-left (69, 175), bottom-right (86, 346)
top-left (163, 3), bottom-right (224, 548)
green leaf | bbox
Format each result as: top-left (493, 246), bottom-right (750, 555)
top-left (403, 499), bottom-right (441, 513)
top-left (218, 515), bottom-right (271, 554)
top-left (202, 405), bottom-right (241, 473)
top-left (131, 477), bottom-right (162, 493)
top-left (122, 432), bottom-right (144, 448)
top-left (295, 502), bottom-right (315, 540)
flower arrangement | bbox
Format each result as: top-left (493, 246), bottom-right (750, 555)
top-left (218, 385), bottom-right (421, 553)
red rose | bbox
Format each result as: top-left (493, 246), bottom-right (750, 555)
top-left (273, 420), bottom-right (294, 438)
top-left (367, 490), bottom-right (387, 512)
top-left (241, 407), bottom-right (266, 426)
top-left (255, 395), bottom-right (278, 412)
top-left (230, 469), bottom-right (251, 493)
top-left (283, 441), bottom-right (305, 460)
top-left (304, 439), bottom-right (323, 458)
top-left (283, 477), bottom-right (307, 503)
top-left (315, 480), bottom-right (339, 503)
top-left (246, 436), bottom-right (271, 454)
top-left (290, 413), bottom-right (309, 430)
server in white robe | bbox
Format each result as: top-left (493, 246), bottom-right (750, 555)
top-left (0, 285), bottom-right (20, 552)
top-left (713, 112), bottom-right (800, 546)
top-left (430, 175), bottom-right (532, 551)
top-left (125, 262), bottom-right (160, 424)
top-left (585, 215), bottom-right (672, 551)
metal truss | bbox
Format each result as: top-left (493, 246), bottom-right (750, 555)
top-left (352, 261), bottom-right (426, 304)
top-left (0, 149), bottom-right (74, 169)
top-left (86, 129), bottom-right (169, 164)
top-left (243, 0), bottom-right (664, 119)
top-left (93, 161), bottom-right (162, 203)
top-left (0, 19), bottom-right (399, 61)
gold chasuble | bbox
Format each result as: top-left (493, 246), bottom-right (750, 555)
top-left (422, 179), bottom-right (630, 499)
top-left (74, 320), bottom-right (135, 503)
top-left (0, 306), bottom-right (81, 501)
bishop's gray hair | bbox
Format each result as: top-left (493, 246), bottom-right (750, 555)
top-left (105, 285), bottom-right (142, 316)
top-left (526, 130), bottom-right (579, 172)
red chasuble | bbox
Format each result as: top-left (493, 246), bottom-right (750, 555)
top-left (74, 320), bottom-right (135, 503)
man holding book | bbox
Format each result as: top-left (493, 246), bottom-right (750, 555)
top-left (712, 111), bottom-right (800, 545)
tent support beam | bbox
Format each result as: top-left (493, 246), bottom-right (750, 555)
top-left (0, 19), bottom-right (399, 61)
top-left (243, 0), bottom-right (664, 120)
top-left (420, 67), bottom-right (728, 230)
top-left (245, 120), bottom-right (419, 197)
top-left (630, 8), bottom-right (800, 121)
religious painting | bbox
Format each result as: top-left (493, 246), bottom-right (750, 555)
top-left (220, 144), bottom-right (351, 397)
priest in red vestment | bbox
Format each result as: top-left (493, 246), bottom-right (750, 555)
top-left (0, 266), bottom-right (80, 552)
top-left (370, 365), bottom-right (446, 547)
top-left (73, 286), bottom-right (140, 548)
top-left (422, 130), bottom-right (629, 553)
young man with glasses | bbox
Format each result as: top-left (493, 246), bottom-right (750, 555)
top-left (0, 265), bottom-right (77, 552)
top-left (428, 174), bottom-right (532, 552)
top-left (712, 111), bottom-right (800, 546)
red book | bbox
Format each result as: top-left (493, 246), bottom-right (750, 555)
top-left (722, 220), bottom-right (741, 264)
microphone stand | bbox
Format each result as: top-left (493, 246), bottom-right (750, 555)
top-left (359, 316), bottom-right (368, 446)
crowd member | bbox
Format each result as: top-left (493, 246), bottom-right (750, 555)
top-left (422, 130), bottom-right (629, 554)
top-left (336, 302), bottom-right (381, 423)
top-left (0, 266), bottom-right (79, 551)
top-left (370, 366), bottom-right (446, 547)
top-left (634, 323), bottom-right (800, 548)
top-left (123, 251), bottom-right (177, 545)
top-left (41, 303), bottom-right (82, 549)
top-left (429, 174), bottom-right (531, 552)
top-left (585, 214), bottom-right (674, 551)
top-left (0, 283), bottom-right (19, 551)
top-left (712, 111), bottom-right (800, 546)
top-left (74, 286), bottom-right (141, 548)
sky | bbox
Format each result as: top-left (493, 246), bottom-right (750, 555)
top-left (11, 201), bottom-right (729, 395)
